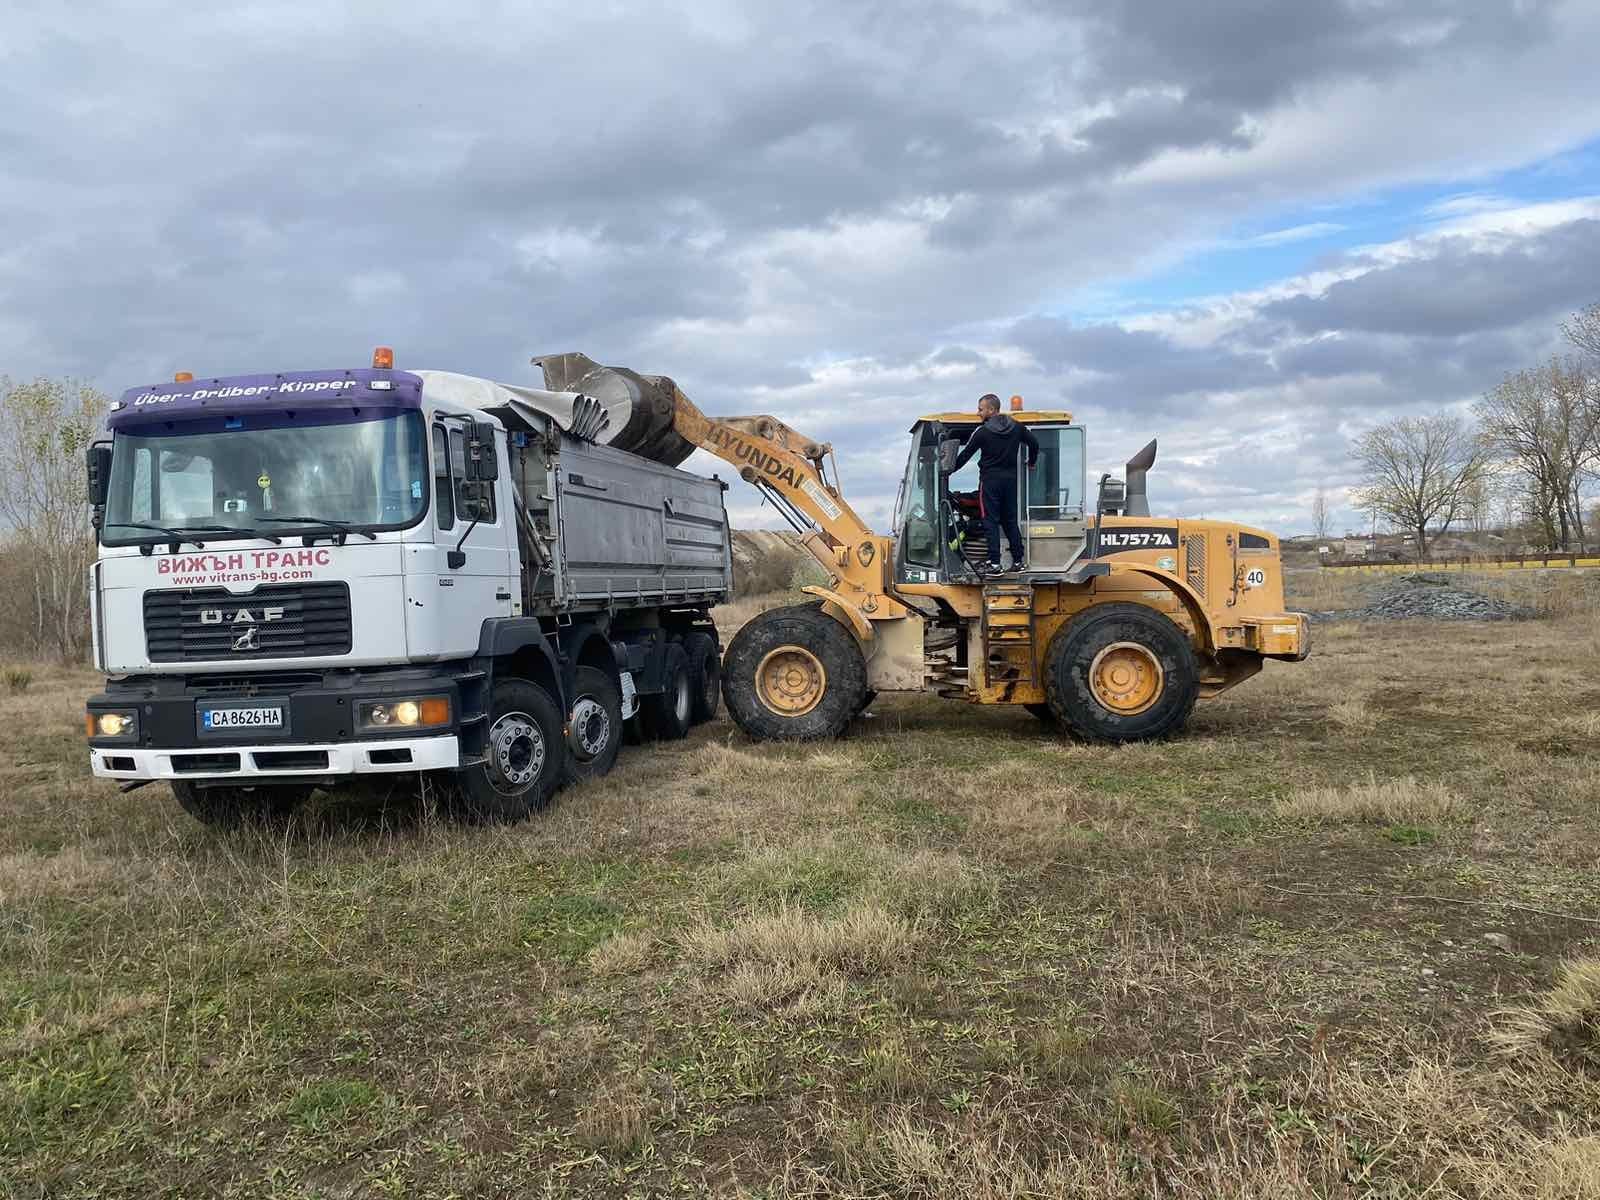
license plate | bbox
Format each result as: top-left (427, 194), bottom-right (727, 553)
top-left (201, 706), bottom-right (284, 731)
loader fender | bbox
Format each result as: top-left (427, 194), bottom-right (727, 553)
top-left (1106, 565), bottom-right (1216, 655)
top-left (799, 585), bottom-right (874, 645)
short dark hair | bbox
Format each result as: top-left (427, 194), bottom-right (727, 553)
top-left (978, 393), bottom-right (1001, 413)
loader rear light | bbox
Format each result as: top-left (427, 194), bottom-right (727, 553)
top-left (174, 372), bottom-right (194, 382)
top-left (372, 346), bottom-right (394, 369)
top-left (358, 696), bottom-right (450, 729)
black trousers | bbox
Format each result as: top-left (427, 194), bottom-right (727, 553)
top-left (979, 472), bottom-right (1025, 564)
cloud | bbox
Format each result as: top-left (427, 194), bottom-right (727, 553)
top-left (1, 0), bottom-right (1599, 540)
top-left (1263, 219), bottom-right (1600, 337)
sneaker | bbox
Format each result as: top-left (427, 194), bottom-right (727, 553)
top-left (978, 560), bottom-right (1003, 575)
top-left (1010, 558), bottom-right (1028, 574)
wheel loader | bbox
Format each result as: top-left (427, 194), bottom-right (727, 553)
top-left (533, 353), bottom-right (1310, 743)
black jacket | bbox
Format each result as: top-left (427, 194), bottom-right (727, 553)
top-left (953, 414), bottom-right (1040, 475)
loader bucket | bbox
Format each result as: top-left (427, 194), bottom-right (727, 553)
top-left (532, 352), bottom-right (697, 467)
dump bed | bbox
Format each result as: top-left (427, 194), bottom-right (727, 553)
top-left (516, 431), bottom-right (732, 612)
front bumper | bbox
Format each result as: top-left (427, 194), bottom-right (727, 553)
top-left (90, 735), bottom-right (461, 782)
top-left (85, 664), bottom-right (483, 783)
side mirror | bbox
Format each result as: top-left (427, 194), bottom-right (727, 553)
top-left (87, 442), bottom-right (112, 507)
top-left (468, 421), bottom-right (499, 481)
top-left (939, 437), bottom-right (960, 474)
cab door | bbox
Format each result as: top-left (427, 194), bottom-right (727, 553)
top-left (1023, 425), bottom-right (1088, 572)
top-left (404, 416), bottom-right (516, 658)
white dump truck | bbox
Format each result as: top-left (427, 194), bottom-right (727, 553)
top-left (84, 349), bottom-right (732, 824)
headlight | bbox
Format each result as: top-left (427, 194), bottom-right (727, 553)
top-left (358, 696), bottom-right (450, 729)
top-left (87, 710), bottom-right (137, 738)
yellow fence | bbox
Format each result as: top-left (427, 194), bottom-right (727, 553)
top-left (1324, 558), bottom-right (1600, 573)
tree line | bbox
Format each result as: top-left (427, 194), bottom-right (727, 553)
top-left (1345, 302), bottom-right (1600, 560)
top-left (0, 378), bottom-right (106, 661)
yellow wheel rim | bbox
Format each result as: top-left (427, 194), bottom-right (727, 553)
top-left (756, 646), bottom-right (827, 716)
top-left (1089, 642), bottom-right (1164, 716)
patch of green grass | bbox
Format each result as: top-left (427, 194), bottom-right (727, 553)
top-left (1386, 824), bottom-right (1438, 846)
top-left (521, 892), bottom-right (626, 960)
top-left (286, 1078), bottom-right (381, 1131)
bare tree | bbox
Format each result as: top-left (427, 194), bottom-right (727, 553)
top-left (1309, 487), bottom-right (1332, 541)
top-left (1350, 411), bottom-right (1486, 561)
top-left (0, 378), bottom-right (108, 660)
top-left (1476, 357), bottom-right (1600, 551)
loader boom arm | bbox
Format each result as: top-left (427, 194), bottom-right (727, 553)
top-left (668, 388), bottom-right (907, 621)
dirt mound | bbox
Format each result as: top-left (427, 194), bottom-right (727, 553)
top-left (1313, 573), bottom-right (1532, 623)
top-left (730, 530), bottom-right (810, 594)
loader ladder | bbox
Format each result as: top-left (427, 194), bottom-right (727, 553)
top-left (981, 581), bottom-right (1037, 687)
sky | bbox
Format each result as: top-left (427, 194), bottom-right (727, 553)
top-left (5, 0), bottom-right (1600, 536)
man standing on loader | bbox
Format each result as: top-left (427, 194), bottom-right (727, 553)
top-left (950, 392), bottom-right (1040, 574)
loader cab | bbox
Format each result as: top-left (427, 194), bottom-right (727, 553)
top-left (892, 410), bottom-right (1087, 583)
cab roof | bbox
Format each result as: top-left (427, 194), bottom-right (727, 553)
top-left (913, 410), bottom-right (1072, 428)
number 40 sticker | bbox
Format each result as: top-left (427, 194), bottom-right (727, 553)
top-left (1244, 567), bottom-right (1266, 588)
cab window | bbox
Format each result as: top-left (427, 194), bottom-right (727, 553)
top-left (432, 424), bottom-right (454, 529)
top-left (1024, 427), bottom-right (1086, 521)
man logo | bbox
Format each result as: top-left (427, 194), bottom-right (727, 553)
top-left (232, 627), bottom-right (260, 652)
top-left (199, 606), bottom-right (285, 625)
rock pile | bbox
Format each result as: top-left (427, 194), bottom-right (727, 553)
top-left (1313, 574), bottom-right (1532, 623)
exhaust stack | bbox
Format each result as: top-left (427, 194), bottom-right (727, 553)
top-left (1122, 439), bottom-right (1157, 518)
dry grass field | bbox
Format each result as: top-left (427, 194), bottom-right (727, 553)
top-left (3, 574), bottom-right (1599, 1197)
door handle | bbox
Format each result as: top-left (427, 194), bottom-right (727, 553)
top-left (495, 590), bottom-right (512, 601)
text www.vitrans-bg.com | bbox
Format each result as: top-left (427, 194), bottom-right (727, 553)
top-left (155, 549), bottom-right (334, 587)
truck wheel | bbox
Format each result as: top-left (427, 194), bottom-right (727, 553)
top-left (566, 666), bottom-right (623, 782)
top-left (1044, 603), bottom-right (1198, 743)
top-left (722, 602), bottom-right (867, 741)
top-left (682, 632), bottom-right (721, 724)
top-left (642, 643), bottom-right (693, 740)
top-left (171, 782), bottom-right (308, 827)
top-left (455, 678), bottom-right (565, 821)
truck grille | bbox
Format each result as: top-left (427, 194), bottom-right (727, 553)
top-left (144, 583), bottom-right (352, 662)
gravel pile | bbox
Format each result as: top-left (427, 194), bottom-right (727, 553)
top-left (1312, 574), bottom-right (1533, 623)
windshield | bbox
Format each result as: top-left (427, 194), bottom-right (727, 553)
top-left (102, 410), bottom-right (428, 543)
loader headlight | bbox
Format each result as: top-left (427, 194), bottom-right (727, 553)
top-left (359, 696), bottom-right (450, 729)
top-left (87, 710), bottom-right (137, 739)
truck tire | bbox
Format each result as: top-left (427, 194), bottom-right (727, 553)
top-left (642, 643), bottom-right (694, 741)
top-left (171, 782), bottom-right (308, 827)
top-left (454, 678), bottom-right (565, 821)
top-left (565, 666), bottom-right (623, 782)
top-left (682, 631), bottom-right (721, 724)
top-left (1044, 602), bottom-right (1198, 743)
top-left (722, 602), bottom-right (867, 741)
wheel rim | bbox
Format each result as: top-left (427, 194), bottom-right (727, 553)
top-left (569, 697), bottom-right (612, 760)
top-left (755, 646), bottom-right (827, 717)
top-left (1088, 642), bottom-right (1164, 716)
top-left (488, 710), bottom-right (546, 793)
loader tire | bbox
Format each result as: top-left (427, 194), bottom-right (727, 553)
top-left (681, 631), bottom-right (721, 724)
top-left (1044, 602), bottom-right (1198, 743)
top-left (565, 666), bottom-right (623, 782)
top-left (171, 782), bottom-right (308, 828)
top-left (454, 678), bottom-right (565, 821)
top-left (722, 602), bottom-right (867, 741)
top-left (642, 643), bottom-right (694, 741)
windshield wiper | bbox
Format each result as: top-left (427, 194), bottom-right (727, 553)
top-left (256, 515), bottom-right (380, 545)
top-left (103, 520), bottom-right (282, 553)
